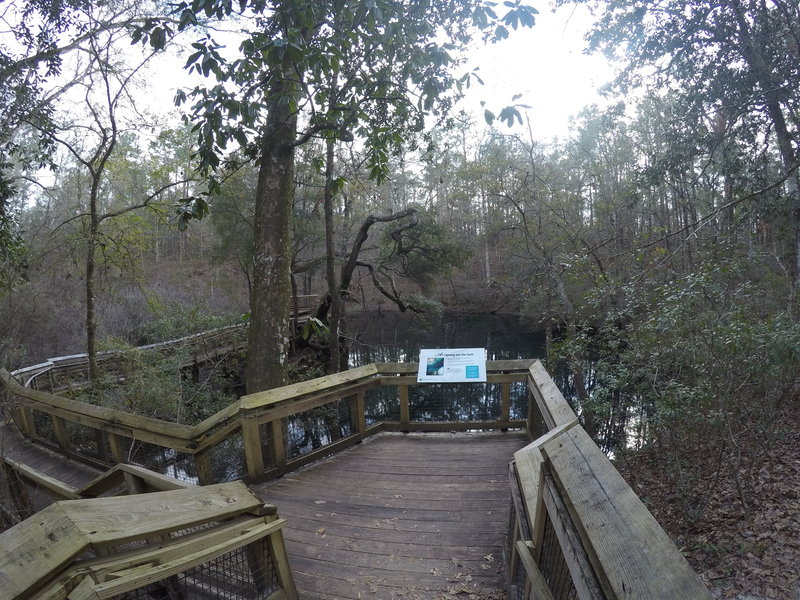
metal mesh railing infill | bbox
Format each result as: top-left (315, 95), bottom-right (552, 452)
top-left (108, 536), bottom-right (281, 599)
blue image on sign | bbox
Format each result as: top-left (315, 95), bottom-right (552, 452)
top-left (465, 365), bottom-right (479, 379)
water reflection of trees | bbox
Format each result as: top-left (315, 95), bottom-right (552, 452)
top-left (410, 383), bottom-right (499, 422)
top-left (241, 312), bottom-right (544, 472)
top-left (554, 363), bottom-right (635, 455)
top-left (279, 380), bottom-right (530, 459)
top-left (286, 401), bottom-right (351, 459)
top-left (345, 311), bottom-right (546, 368)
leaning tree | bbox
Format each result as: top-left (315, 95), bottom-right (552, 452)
top-left (135, 0), bottom-right (537, 392)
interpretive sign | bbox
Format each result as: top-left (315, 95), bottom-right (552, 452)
top-left (417, 348), bottom-right (487, 383)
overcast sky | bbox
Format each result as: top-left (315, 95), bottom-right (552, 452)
top-left (464, 2), bottom-right (615, 141)
top-left (137, 3), bottom-right (614, 144)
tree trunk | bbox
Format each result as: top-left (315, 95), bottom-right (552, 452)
top-left (315, 208), bottom-right (418, 323)
top-left (324, 136), bottom-right (342, 374)
top-left (730, 0), bottom-right (800, 287)
top-left (86, 227), bottom-right (98, 384)
top-left (246, 83), bottom-right (298, 394)
top-left (86, 161), bottom-right (104, 385)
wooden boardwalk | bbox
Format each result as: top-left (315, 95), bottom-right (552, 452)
top-left (0, 423), bottom-right (100, 507)
top-left (250, 431), bottom-right (528, 600)
top-left (2, 422), bottom-right (527, 599)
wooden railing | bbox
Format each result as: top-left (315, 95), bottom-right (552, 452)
top-left (0, 473), bottom-right (298, 600)
top-left (11, 324), bottom-right (249, 393)
top-left (14, 293), bottom-right (318, 393)
top-left (508, 361), bottom-right (712, 599)
top-left (0, 351), bottom-right (713, 598)
top-left (1, 359), bottom-right (533, 484)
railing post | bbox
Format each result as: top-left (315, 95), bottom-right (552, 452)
top-left (509, 509), bottom-right (521, 584)
top-left (108, 432), bottom-right (149, 491)
top-left (526, 386), bottom-right (536, 437)
top-left (399, 385), bottom-right (410, 428)
top-left (349, 391), bottom-right (366, 435)
top-left (241, 414), bottom-right (266, 480)
top-left (194, 450), bottom-right (214, 485)
top-left (51, 416), bottom-right (69, 451)
top-left (107, 432), bottom-right (129, 464)
top-left (500, 382), bottom-right (511, 429)
top-left (13, 405), bottom-right (34, 437)
top-left (266, 520), bottom-right (299, 599)
top-left (269, 418), bottom-right (287, 469)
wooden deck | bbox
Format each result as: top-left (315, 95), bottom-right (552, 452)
top-left (2, 421), bottom-right (528, 599)
top-left (0, 423), bottom-right (100, 507)
top-left (251, 431), bottom-right (528, 600)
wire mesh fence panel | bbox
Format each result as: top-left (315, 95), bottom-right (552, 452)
top-left (204, 431), bottom-right (248, 483)
top-left (30, 410), bottom-right (57, 445)
top-left (65, 421), bottom-right (113, 466)
top-left (529, 401), bottom-right (550, 441)
top-left (109, 536), bottom-right (282, 600)
top-left (363, 386), bottom-right (400, 424)
top-left (409, 383), bottom-right (502, 422)
top-left (509, 381), bottom-right (529, 420)
top-left (510, 553), bottom-right (529, 600)
top-left (539, 510), bottom-right (579, 600)
top-left (124, 439), bottom-right (199, 483)
top-left (285, 399), bottom-right (352, 459)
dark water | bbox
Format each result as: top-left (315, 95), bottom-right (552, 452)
top-left (345, 311), bottom-right (546, 366)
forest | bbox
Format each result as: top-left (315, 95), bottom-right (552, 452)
top-left (1, 0), bottom-right (799, 596)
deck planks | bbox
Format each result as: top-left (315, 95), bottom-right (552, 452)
top-left (251, 431), bottom-right (529, 600)
top-left (0, 423), bottom-right (100, 511)
top-left (2, 422), bottom-right (528, 599)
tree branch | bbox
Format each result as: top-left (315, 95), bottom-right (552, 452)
top-left (356, 260), bottom-right (424, 313)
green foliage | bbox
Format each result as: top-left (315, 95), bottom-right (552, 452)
top-left (0, 166), bottom-right (26, 291)
top-left (301, 317), bottom-right (329, 344)
top-left (402, 294), bottom-right (445, 315)
top-left (379, 206), bottom-right (470, 290)
top-left (133, 0), bottom-right (537, 227)
top-left (78, 338), bottom-right (240, 425)
top-left (555, 259), bottom-right (799, 520)
top-left (135, 303), bottom-right (238, 345)
top-left (625, 265), bottom-right (798, 424)
top-left (481, 99), bottom-right (531, 127)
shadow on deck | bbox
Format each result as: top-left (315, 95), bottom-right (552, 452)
top-left (251, 431), bottom-right (527, 600)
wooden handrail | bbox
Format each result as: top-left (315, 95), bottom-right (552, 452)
top-left (1, 348), bottom-right (714, 598)
top-left (9, 324), bottom-right (250, 394)
top-left (0, 480), bottom-right (298, 600)
top-left (508, 361), bottom-right (713, 599)
top-left (1, 369), bottom-right (197, 443)
top-left (1, 359), bottom-right (534, 483)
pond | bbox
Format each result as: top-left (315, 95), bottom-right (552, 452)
top-left (344, 310), bottom-right (547, 366)
top-left (272, 310), bottom-right (551, 458)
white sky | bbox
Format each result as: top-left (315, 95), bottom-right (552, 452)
top-left (463, 2), bottom-right (615, 141)
top-left (20, 0), bottom-right (614, 164)
top-left (141, 2), bottom-right (614, 144)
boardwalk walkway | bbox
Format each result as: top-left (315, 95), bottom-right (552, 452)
top-left (0, 423), bottom-right (100, 504)
top-left (2, 421), bottom-right (528, 599)
top-left (251, 431), bottom-right (528, 600)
